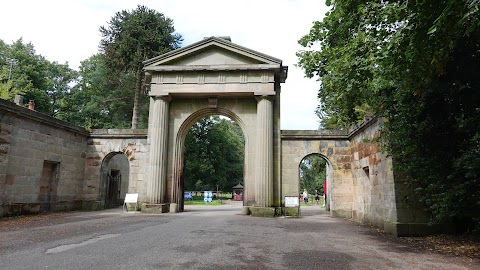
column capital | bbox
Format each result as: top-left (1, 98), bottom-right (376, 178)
top-left (153, 95), bottom-right (172, 103)
top-left (255, 95), bottom-right (275, 102)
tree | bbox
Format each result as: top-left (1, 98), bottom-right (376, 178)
top-left (297, 0), bottom-right (480, 230)
top-left (57, 54), bottom-right (137, 129)
top-left (184, 116), bottom-right (245, 191)
top-left (0, 39), bottom-right (77, 115)
top-left (99, 5), bottom-right (182, 129)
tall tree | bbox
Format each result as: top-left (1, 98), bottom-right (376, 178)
top-left (99, 5), bottom-right (182, 129)
top-left (297, 0), bottom-right (480, 229)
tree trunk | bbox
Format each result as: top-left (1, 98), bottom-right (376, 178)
top-left (131, 69), bottom-right (143, 129)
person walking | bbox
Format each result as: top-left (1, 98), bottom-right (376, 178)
top-left (303, 189), bottom-right (308, 204)
top-left (314, 189), bottom-right (320, 205)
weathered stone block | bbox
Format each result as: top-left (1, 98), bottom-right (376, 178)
top-left (251, 207), bottom-right (275, 217)
top-left (141, 203), bottom-right (169, 213)
top-left (331, 209), bottom-right (352, 219)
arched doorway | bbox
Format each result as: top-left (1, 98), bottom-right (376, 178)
top-left (173, 111), bottom-right (247, 212)
top-left (298, 153), bottom-right (333, 215)
top-left (100, 152), bottom-right (130, 208)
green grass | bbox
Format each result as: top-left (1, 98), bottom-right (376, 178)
top-left (300, 195), bottom-right (326, 206)
top-left (184, 200), bottom-right (227, 206)
top-left (184, 195), bottom-right (230, 206)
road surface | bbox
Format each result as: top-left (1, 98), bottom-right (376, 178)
top-left (0, 202), bottom-right (477, 269)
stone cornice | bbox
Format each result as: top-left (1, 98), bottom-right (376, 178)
top-left (89, 129), bottom-right (148, 139)
top-left (280, 117), bottom-right (380, 141)
top-left (347, 117), bottom-right (379, 138)
top-left (281, 130), bottom-right (349, 140)
top-left (144, 64), bottom-right (281, 72)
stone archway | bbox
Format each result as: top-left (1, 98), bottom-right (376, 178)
top-left (99, 152), bottom-right (130, 208)
top-left (298, 153), bottom-right (333, 210)
top-left (143, 36), bottom-right (287, 215)
top-left (280, 131), bottom-right (352, 217)
top-left (172, 108), bottom-right (247, 212)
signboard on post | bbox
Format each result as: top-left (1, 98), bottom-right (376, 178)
top-left (284, 196), bottom-right (300, 217)
top-left (285, 196), bottom-right (299, 207)
top-left (123, 193), bottom-right (139, 212)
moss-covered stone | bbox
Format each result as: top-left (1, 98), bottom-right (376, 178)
top-left (251, 207), bottom-right (275, 217)
top-left (331, 209), bottom-right (352, 219)
top-left (284, 207), bottom-right (300, 217)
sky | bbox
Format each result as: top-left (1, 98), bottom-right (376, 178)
top-left (0, 0), bottom-right (329, 130)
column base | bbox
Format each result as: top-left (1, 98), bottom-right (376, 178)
top-left (141, 203), bottom-right (169, 213)
top-left (283, 207), bottom-right (300, 217)
top-left (241, 206), bottom-right (250, 215)
top-left (169, 203), bottom-right (179, 213)
top-left (251, 207), bottom-right (276, 217)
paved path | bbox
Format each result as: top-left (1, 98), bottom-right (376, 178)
top-left (0, 202), bottom-right (478, 270)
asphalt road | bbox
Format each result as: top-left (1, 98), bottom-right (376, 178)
top-left (0, 202), bottom-right (478, 270)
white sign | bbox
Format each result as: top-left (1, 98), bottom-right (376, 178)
top-left (123, 193), bottom-right (139, 212)
top-left (124, 193), bottom-right (138, 203)
top-left (285, 196), bottom-right (299, 207)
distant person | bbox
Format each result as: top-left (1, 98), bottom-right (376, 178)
top-left (323, 180), bottom-right (327, 207)
top-left (303, 189), bottom-right (308, 204)
top-left (314, 190), bottom-right (320, 205)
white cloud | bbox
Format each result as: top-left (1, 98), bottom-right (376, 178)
top-left (0, 0), bottom-right (328, 129)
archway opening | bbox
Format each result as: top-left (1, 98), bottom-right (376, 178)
top-left (298, 154), bottom-right (329, 215)
top-left (181, 115), bottom-right (245, 211)
top-left (100, 152), bottom-right (130, 209)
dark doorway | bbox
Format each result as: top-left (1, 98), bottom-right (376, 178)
top-left (38, 161), bottom-right (60, 211)
top-left (106, 169), bottom-right (121, 207)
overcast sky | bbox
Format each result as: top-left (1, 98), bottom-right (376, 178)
top-left (0, 0), bottom-right (328, 130)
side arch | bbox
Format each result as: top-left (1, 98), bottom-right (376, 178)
top-left (281, 138), bottom-right (347, 213)
top-left (297, 153), bottom-right (334, 210)
top-left (99, 152), bottom-right (130, 208)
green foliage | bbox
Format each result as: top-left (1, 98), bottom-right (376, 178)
top-left (184, 116), bottom-right (245, 191)
top-left (299, 155), bottom-right (326, 194)
top-left (99, 5), bottom-right (182, 129)
top-left (0, 39), bottom-right (77, 115)
top-left (57, 54), bottom-right (138, 129)
top-left (298, 0), bottom-right (480, 230)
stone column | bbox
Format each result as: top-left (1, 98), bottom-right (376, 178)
top-left (147, 95), bottom-right (171, 203)
top-left (254, 95), bottom-right (274, 207)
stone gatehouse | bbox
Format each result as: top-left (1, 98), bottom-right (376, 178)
top-left (0, 37), bottom-right (432, 236)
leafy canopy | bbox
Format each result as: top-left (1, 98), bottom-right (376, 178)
top-left (298, 0), bottom-right (480, 229)
top-left (0, 39), bottom-right (77, 115)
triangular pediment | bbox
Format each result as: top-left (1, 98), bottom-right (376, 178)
top-left (144, 36), bottom-right (282, 69)
top-left (167, 47), bottom-right (264, 66)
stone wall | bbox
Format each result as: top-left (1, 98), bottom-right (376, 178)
top-left (280, 118), bottom-right (403, 234)
top-left (348, 118), bottom-right (398, 231)
top-left (0, 99), bottom-right (89, 217)
top-left (84, 129), bottom-right (148, 209)
top-left (280, 130), bottom-right (352, 217)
